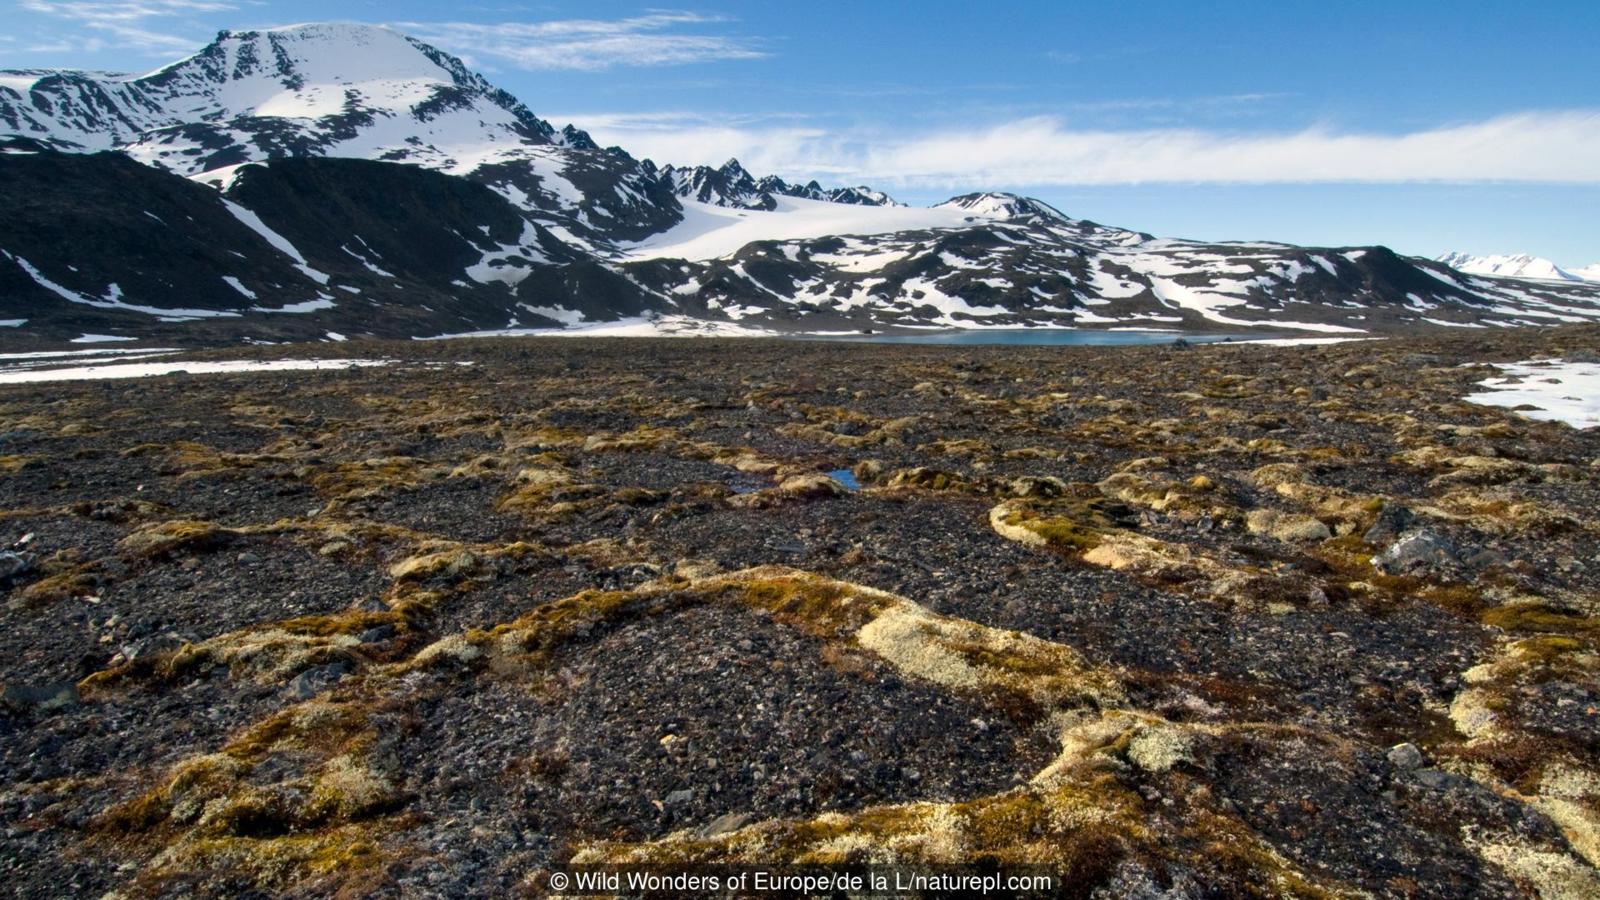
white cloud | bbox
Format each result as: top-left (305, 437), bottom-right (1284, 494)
top-left (19, 0), bottom-right (235, 53)
top-left (397, 12), bottom-right (765, 71)
top-left (565, 109), bottom-right (1600, 187)
top-left (20, 0), bottom-right (236, 22)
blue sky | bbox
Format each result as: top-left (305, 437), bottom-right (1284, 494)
top-left (5, 1), bottom-right (1598, 264)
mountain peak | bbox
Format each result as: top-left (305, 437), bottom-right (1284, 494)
top-left (0, 20), bottom-right (558, 171)
top-left (936, 192), bottom-right (1069, 221)
top-left (1437, 251), bottom-right (1585, 283)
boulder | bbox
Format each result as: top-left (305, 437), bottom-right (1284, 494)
top-left (1246, 509), bottom-right (1331, 543)
top-left (1374, 529), bottom-right (1458, 576)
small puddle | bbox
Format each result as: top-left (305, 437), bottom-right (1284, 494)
top-left (828, 468), bottom-right (861, 491)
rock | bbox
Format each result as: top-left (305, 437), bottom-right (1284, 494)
top-left (121, 631), bottom-right (189, 661)
top-left (1246, 509), bottom-right (1331, 543)
top-left (1465, 549), bottom-right (1508, 570)
top-left (1373, 529), bottom-right (1457, 576)
top-left (390, 548), bottom-right (480, 581)
top-left (0, 551), bottom-right (33, 583)
top-left (664, 789), bottom-right (694, 808)
top-left (1008, 475), bottom-right (1068, 499)
top-left (1387, 742), bottom-right (1425, 771)
top-left (851, 459), bottom-right (885, 482)
top-left (699, 811), bottom-right (751, 837)
top-left (2, 680), bottom-right (79, 712)
top-left (1414, 768), bottom-right (1451, 790)
top-left (358, 624), bottom-right (395, 644)
top-left (777, 473), bottom-right (846, 498)
top-left (1363, 503), bottom-right (1416, 545)
top-left (287, 661), bottom-right (350, 700)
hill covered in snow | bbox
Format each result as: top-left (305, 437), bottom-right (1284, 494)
top-left (3, 23), bottom-right (1599, 344)
top-left (1435, 252), bottom-right (1594, 284)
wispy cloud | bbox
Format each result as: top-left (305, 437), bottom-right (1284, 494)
top-left (398, 12), bottom-right (766, 71)
top-left (568, 109), bottom-right (1600, 186)
top-left (19, 0), bottom-right (235, 53)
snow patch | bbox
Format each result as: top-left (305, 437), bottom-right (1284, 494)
top-left (0, 358), bottom-right (393, 385)
top-left (616, 197), bottom-right (982, 262)
top-left (221, 276), bottom-right (257, 300)
top-left (220, 199), bottom-right (332, 285)
top-left (1464, 359), bottom-right (1600, 429)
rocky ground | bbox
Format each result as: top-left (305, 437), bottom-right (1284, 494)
top-left (1, 327), bottom-right (1599, 898)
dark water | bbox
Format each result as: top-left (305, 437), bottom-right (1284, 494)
top-left (797, 329), bottom-right (1267, 346)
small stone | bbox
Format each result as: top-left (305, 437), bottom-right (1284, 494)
top-left (1363, 503), bottom-right (1416, 545)
top-left (700, 812), bottom-right (750, 837)
top-left (1387, 742), bottom-right (1425, 771)
top-left (122, 632), bottom-right (188, 661)
top-left (0, 551), bottom-right (33, 583)
top-left (236, 551), bottom-right (261, 565)
top-left (2, 680), bottom-right (79, 712)
top-left (664, 789), bottom-right (694, 807)
top-left (1415, 768), bottom-right (1450, 789)
top-left (287, 661), bottom-right (350, 700)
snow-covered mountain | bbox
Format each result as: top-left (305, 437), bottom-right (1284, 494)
top-left (0, 23), bottom-right (697, 250)
top-left (0, 23), bottom-right (560, 166)
top-left (660, 158), bottom-right (901, 211)
top-left (3, 22), bottom-right (1600, 344)
top-left (1435, 252), bottom-right (1591, 283)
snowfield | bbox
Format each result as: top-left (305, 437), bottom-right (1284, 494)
top-left (615, 197), bottom-right (987, 262)
top-left (0, 358), bottom-right (395, 384)
top-left (1464, 359), bottom-right (1600, 429)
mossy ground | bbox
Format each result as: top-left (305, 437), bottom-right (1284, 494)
top-left (3, 327), bottom-right (1600, 895)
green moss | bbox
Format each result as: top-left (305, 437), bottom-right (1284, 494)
top-left (1483, 604), bottom-right (1600, 637)
top-left (883, 467), bottom-right (982, 493)
top-left (731, 574), bottom-right (894, 636)
top-left (0, 454), bottom-right (41, 472)
top-left (117, 519), bottom-right (232, 558)
top-left (15, 569), bottom-right (99, 606)
top-left (992, 497), bottom-right (1134, 554)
